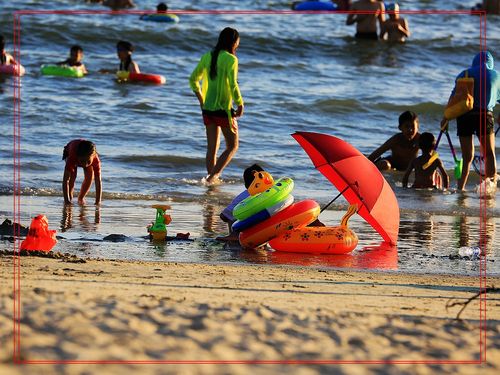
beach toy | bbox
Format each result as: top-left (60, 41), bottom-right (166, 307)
top-left (233, 177), bottom-right (294, 221)
top-left (445, 131), bottom-right (463, 179)
top-left (147, 204), bottom-right (172, 241)
top-left (20, 215), bottom-right (57, 252)
top-left (140, 13), bottom-right (179, 23)
top-left (422, 151), bottom-right (439, 170)
top-left (116, 70), bottom-right (166, 85)
top-left (0, 64), bottom-right (25, 76)
top-left (40, 64), bottom-right (84, 78)
top-left (232, 194), bottom-right (294, 232)
top-left (239, 199), bottom-right (320, 249)
top-left (444, 71), bottom-right (474, 120)
top-left (269, 204), bottom-right (359, 254)
top-left (292, 1), bottom-right (338, 11)
top-left (247, 170), bottom-right (274, 196)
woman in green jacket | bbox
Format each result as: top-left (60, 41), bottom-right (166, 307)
top-left (189, 27), bottom-right (244, 185)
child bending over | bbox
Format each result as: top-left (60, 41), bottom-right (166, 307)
top-left (62, 139), bottom-right (102, 205)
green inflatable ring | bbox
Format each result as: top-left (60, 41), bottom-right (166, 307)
top-left (40, 64), bottom-right (84, 78)
top-left (233, 177), bottom-right (294, 221)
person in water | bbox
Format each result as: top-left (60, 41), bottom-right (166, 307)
top-left (368, 110), bottom-right (421, 171)
top-left (57, 45), bottom-right (88, 74)
top-left (402, 132), bottom-right (449, 190)
top-left (103, 0), bottom-right (135, 10)
top-left (380, 3), bottom-right (410, 43)
top-left (62, 139), bottom-right (102, 206)
top-left (116, 40), bottom-right (139, 73)
top-left (189, 27), bottom-right (244, 185)
top-left (0, 35), bottom-right (17, 65)
top-left (217, 164), bottom-right (265, 242)
top-left (156, 2), bottom-right (168, 12)
top-left (346, 0), bottom-right (385, 40)
top-left (440, 51), bottom-right (500, 191)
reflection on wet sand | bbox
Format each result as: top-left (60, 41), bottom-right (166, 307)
top-left (61, 204), bottom-right (101, 232)
top-left (235, 241), bottom-right (398, 270)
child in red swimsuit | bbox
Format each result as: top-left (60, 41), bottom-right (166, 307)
top-left (62, 139), bottom-right (102, 205)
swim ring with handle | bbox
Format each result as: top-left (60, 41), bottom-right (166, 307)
top-left (233, 177), bottom-right (294, 221)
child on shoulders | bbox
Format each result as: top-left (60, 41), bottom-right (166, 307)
top-left (368, 110), bottom-right (420, 171)
top-left (57, 45), bottom-right (88, 74)
top-left (380, 3), bottom-right (410, 43)
top-left (62, 139), bottom-right (102, 205)
top-left (402, 132), bottom-right (449, 190)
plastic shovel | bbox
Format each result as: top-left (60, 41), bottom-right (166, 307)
top-left (445, 131), bottom-right (463, 179)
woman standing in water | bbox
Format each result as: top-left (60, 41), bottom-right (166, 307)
top-left (189, 27), bottom-right (244, 185)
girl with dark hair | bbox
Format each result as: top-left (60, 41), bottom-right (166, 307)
top-left (116, 40), bottom-right (139, 73)
top-left (189, 27), bottom-right (244, 185)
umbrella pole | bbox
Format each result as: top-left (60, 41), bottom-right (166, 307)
top-left (320, 186), bottom-right (349, 213)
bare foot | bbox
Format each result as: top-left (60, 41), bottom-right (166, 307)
top-left (205, 174), bottom-right (222, 186)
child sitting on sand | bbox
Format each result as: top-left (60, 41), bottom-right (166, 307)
top-left (62, 139), bottom-right (102, 206)
top-left (402, 132), bottom-right (449, 190)
top-left (117, 40), bottom-right (139, 73)
top-left (217, 164), bottom-right (267, 242)
top-left (0, 35), bottom-right (17, 65)
top-left (57, 45), bottom-right (88, 74)
top-left (368, 110), bottom-right (421, 171)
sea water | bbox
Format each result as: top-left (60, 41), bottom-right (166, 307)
top-left (0, 0), bottom-right (499, 276)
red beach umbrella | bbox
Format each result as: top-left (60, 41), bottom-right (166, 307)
top-left (292, 131), bottom-right (399, 246)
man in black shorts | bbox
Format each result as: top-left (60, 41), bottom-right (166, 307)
top-left (441, 51), bottom-right (500, 190)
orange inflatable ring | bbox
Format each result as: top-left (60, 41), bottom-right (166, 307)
top-left (116, 70), bottom-right (166, 85)
top-left (269, 204), bottom-right (359, 254)
top-left (239, 199), bottom-right (320, 249)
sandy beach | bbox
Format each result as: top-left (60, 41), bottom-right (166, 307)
top-left (0, 252), bottom-right (499, 375)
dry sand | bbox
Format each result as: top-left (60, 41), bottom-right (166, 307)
top-left (0, 253), bottom-right (499, 375)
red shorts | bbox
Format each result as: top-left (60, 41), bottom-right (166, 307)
top-left (202, 109), bottom-right (237, 129)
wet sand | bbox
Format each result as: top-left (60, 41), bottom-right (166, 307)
top-left (0, 253), bottom-right (499, 375)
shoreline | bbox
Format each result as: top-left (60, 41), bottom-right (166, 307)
top-left (1, 254), bottom-right (499, 374)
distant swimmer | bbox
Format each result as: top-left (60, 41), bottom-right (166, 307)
top-left (57, 45), bottom-right (88, 74)
top-left (189, 27), bottom-right (244, 185)
top-left (102, 0), bottom-right (135, 9)
top-left (62, 139), bottom-right (102, 206)
top-left (0, 35), bottom-right (17, 65)
top-left (116, 40), bottom-right (139, 73)
top-left (380, 3), bottom-right (410, 43)
top-left (346, 0), bottom-right (385, 40)
top-left (368, 110), bottom-right (421, 172)
top-left (156, 2), bottom-right (168, 13)
top-left (402, 132), bottom-right (449, 190)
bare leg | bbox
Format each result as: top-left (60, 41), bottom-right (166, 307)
top-left (458, 135), bottom-right (474, 190)
top-left (205, 124), bottom-right (221, 176)
top-left (479, 132), bottom-right (497, 181)
top-left (78, 167), bottom-right (94, 205)
top-left (207, 124), bottom-right (239, 182)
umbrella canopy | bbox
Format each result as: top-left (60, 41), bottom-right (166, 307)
top-left (292, 131), bottom-right (399, 245)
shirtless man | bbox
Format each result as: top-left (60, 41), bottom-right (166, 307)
top-left (346, 0), bottom-right (385, 40)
